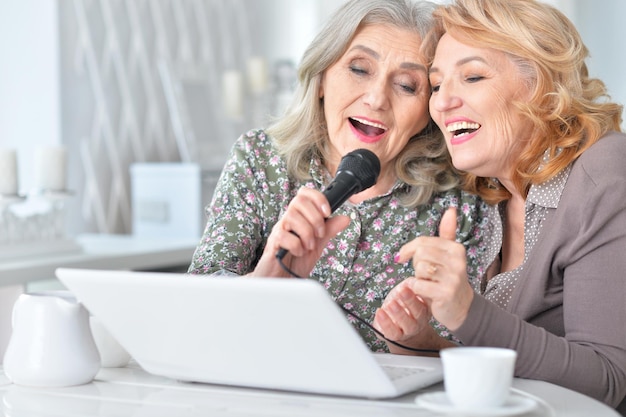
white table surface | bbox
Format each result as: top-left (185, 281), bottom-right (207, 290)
top-left (0, 234), bottom-right (200, 286)
top-left (0, 361), bottom-right (619, 417)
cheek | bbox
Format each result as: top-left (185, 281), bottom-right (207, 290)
top-left (323, 76), bottom-right (356, 114)
top-left (492, 107), bottom-right (525, 147)
top-left (401, 99), bottom-right (430, 134)
top-left (488, 88), bottom-right (524, 141)
top-left (492, 113), bottom-right (514, 140)
top-left (322, 98), bottom-right (348, 142)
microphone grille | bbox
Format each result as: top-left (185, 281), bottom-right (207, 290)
top-left (338, 149), bottom-right (381, 191)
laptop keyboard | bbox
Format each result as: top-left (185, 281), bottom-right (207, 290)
top-left (381, 365), bottom-right (427, 381)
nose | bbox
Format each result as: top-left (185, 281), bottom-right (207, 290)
top-left (362, 79), bottom-right (390, 111)
top-left (430, 82), bottom-right (462, 113)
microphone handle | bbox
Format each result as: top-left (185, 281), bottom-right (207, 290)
top-left (276, 247), bottom-right (289, 260)
top-left (276, 176), bottom-right (360, 261)
top-left (323, 174), bottom-right (361, 212)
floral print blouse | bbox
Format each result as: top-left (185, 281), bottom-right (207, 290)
top-left (189, 129), bottom-right (491, 351)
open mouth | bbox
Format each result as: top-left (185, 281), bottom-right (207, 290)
top-left (447, 121), bottom-right (481, 138)
top-left (350, 117), bottom-right (387, 137)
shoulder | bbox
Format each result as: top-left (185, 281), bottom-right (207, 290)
top-left (233, 128), bottom-right (277, 155)
top-left (562, 131), bottom-right (626, 212)
top-left (229, 129), bottom-right (287, 172)
top-left (573, 131), bottom-right (626, 184)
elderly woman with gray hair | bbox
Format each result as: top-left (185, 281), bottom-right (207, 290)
top-left (189, 0), bottom-right (489, 352)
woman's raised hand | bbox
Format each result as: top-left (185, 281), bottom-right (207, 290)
top-left (252, 187), bottom-right (350, 278)
top-left (399, 207), bottom-right (474, 332)
top-left (374, 207), bottom-right (474, 352)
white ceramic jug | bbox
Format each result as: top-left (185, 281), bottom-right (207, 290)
top-left (3, 290), bottom-right (101, 387)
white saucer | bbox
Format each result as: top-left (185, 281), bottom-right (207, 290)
top-left (415, 391), bottom-right (537, 416)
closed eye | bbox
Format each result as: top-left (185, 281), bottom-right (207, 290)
top-left (350, 65), bottom-right (368, 76)
top-left (397, 83), bottom-right (416, 94)
top-left (466, 76), bottom-right (484, 83)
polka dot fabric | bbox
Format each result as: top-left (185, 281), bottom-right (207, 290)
top-left (483, 165), bottom-right (571, 309)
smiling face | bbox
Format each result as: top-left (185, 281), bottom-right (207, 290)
top-left (429, 33), bottom-right (532, 184)
top-left (319, 24), bottom-right (431, 189)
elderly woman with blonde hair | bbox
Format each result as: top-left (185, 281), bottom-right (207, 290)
top-left (375, 0), bottom-right (626, 412)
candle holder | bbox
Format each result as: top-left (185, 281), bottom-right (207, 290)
top-left (35, 189), bottom-right (75, 204)
top-left (34, 189), bottom-right (75, 241)
top-left (0, 189), bottom-right (81, 261)
top-left (0, 193), bottom-right (26, 207)
top-left (0, 193), bottom-right (27, 246)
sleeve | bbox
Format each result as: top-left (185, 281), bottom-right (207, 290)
top-left (455, 149), bottom-right (626, 407)
top-left (187, 130), bottom-right (288, 275)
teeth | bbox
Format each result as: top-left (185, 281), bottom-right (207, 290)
top-left (446, 121), bottom-right (480, 133)
top-left (351, 117), bottom-right (387, 131)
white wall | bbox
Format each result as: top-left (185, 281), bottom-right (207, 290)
top-left (0, 0), bottom-right (60, 195)
top-left (247, 0), bottom-right (342, 66)
top-left (528, 0), bottom-right (625, 126)
top-left (574, 0), bottom-right (626, 124)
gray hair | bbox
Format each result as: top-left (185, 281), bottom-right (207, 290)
top-left (266, 0), bottom-right (458, 208)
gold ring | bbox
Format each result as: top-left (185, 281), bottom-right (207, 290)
top-left (427, 263), bottom-right (438, 276)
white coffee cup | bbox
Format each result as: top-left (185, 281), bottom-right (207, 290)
top-left (440, 347), bottom-right (517, 409)
top-left (89, 316), bottom-right (131, 368)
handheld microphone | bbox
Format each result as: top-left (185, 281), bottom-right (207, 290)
top-left (276, 149), bottom-right (381, 260)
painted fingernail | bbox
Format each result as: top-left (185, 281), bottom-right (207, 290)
top-left (393, 253), bottom-right (400, 263)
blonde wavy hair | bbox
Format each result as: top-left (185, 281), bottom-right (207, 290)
top-left (431, 0), bottom-right (624, 204)
top-left (266, 0), bottom-right (459, 208)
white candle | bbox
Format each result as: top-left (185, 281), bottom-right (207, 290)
top-left (222, 70), bottom-right (244, 119)
top-left (0, 148), bottom-right (18, 195)
top-left (35, 146), bottom-right (67, 191)
top-left (247, 57), bottom-right (269, 94)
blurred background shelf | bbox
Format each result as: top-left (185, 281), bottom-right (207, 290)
top-left (0, 233), bottom-right (198, 287)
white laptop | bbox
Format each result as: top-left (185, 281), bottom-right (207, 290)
top-left (56, 267), bottom-right (443, 399)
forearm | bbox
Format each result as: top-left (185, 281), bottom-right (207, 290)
top-left (188, 198), bottom-right (265, 276)
top-left (455, 295), bottom-right (626, 407)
